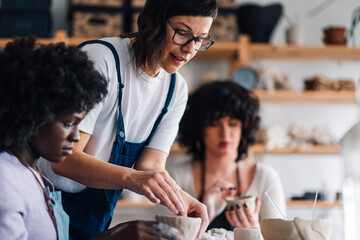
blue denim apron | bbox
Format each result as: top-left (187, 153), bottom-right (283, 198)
top-left (61, 40), bottom-right (176, 240)
top-left (45, 186), bottom-right (70, 240)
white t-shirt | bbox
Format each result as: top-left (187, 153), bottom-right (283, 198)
top-left (39, 37), bottom-right (188, 192)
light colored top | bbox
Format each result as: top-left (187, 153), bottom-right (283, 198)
top-left (39, 37), bottom-right (188, 192)
top-left (168, 160), bottom-right (287, 221)
top-left (0, 152), bottom-right (57, 240)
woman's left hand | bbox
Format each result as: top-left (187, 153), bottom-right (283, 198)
top-left (180, 190), bottom-right (209, 240)
top-left (225, 197), bottom-right (261, 228)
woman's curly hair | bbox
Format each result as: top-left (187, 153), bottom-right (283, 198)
top-left (0, 37), bottom-right (108, 151)
top-left (178, 81), bottom-right (260, 161)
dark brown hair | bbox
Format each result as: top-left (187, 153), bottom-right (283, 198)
top-left (178, 81), bottom-right (260, 161)
top-left (123, 0), bottom-right (217, 74)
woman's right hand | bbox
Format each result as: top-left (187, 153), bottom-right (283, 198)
top-left (202, 179), bottom-right (237, 222)
top-left (126, 169), bottom-right (187, 215)
top-left (90, 220), bottom-right (181, 240)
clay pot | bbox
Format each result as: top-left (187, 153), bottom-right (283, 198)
top-left (323, 27), bottom-right (347, 45)
top-left (226, 196), bottom-right (256, 213)
top-left (155, 215), bottom-right (201, 240)
top-left (260, 217), bottom-right (332, 240)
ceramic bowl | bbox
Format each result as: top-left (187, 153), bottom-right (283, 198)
top-left (226, 196), bottom-right (256, 213)
top-left (260, 217), bottom-right (332, 240)
top-left (323, 26), bottom-right (347, 45)
top-left (155, 215), bottom-right (201, 240)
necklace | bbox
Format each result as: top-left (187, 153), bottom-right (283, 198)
top-left (27, 167), bottom-right (59, 240)
top-left (199, 160), bottom-right (242, 201)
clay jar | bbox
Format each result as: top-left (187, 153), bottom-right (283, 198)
top-left (260, 217), bottom-right (332, 240)
top-left (323, 26), bottom-right (347, 45)
top-left (155, 215), bottom-right (202, 240)
top-left (226, 196), bottom-right (256, 213)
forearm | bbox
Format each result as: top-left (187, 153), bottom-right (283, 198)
top-left (51, 149), bottom-right (134, 190)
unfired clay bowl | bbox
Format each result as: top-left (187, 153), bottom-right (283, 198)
top-left (234, 228), bottom-right (262, 240)
top-left (260, 217), bottom-right (332, 240)
top-left (226, 196), bottom-right (256, 213)
top-left (155, 215), bottom-right (202, 240)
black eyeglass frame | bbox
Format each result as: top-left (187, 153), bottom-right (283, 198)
top-left (167, 20), bottom-right (215, 52)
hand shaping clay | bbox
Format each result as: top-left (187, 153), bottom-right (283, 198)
top-left (155, 215), bottom-right (202, 240)
top-left (260, 217), bottom-right (332, 240)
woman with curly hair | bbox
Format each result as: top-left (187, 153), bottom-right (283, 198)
top-left (0, 38), bottom-right (180, 240)
top-left (39, 0), bottom-right (218, 239)
top-left (168, 81), bottom-right (286, 230)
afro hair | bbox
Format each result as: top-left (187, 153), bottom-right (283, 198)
top-left (0, 37), bottom-right (108, 151)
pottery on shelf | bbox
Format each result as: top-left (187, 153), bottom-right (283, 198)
top-left (323, 26), bottom-right (347, 45)
top-left (226, 196), bottom-right (256, 213)
top-left (155, 215), bottom-right (201, 240)
top-left (260, 217), bottom-right (332, 240)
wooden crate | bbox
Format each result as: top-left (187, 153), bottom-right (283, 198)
top-left (71, 0), bottom-right (123, 7)
top-left (131, 0), bottom-right (146, 8)
top-left (210, 10), bottom-right (238, 42)
top-left (131, 11), bottom-right (140, 33)
top-left (217, 0), bottom-right (236, 7)
top-left (71, 11), bottom-right (124, 38)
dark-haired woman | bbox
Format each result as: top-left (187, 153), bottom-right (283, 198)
top-left (169, 81), bottom-right (286, 230)
top-left (0, 37), bottom-right (180, 240)
top-left (39, 0), bottom-right (218, 239)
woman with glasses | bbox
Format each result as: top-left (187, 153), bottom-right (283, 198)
top-left (39, 0), bottom-right (217, 239)
top-left (0, 37), bottom-right (181, 240)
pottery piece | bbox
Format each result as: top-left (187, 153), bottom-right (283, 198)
top-left (260, 217), bottom-right (332, 240)
top-left (323, 26), bottom-right (347, 45)
top-left (155, 215), bottom-right (202, 240)
top-left (286, 26), bottom-right (305, 45)
top-left (226, 196), bottom-right (256, 213)
top-left (234, 228), bottom-right (262, 240)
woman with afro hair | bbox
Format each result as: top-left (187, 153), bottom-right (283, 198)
top-left (167, 80), bottom-right (286, 230)
top-left (0, 37), bottom-right (180, 240)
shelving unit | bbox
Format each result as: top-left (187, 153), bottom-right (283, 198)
top-left (254, 90), bottom-right (355, 104)
top-left (170, 143), bottom-right (341, 154)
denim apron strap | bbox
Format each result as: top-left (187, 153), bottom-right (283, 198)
top-left (45, 187), bottom-right (70, 240)
top-left (62, 39), bottom-right (177, 240)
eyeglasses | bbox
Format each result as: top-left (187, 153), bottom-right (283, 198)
top-left (167, 20), bottom-right (214, 52)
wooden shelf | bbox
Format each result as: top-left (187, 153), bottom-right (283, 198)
top-left (116, 200), bottom-right (155, 208)
top-left (251, 44), bottom-right (360, 62)
top-left (253, 144), bottom-right (341, 154)
top-left (287, 200), bottom-right (341, 208)
top-left (2, 32), bottom-right (360, 64)
top-left (254, 90), bottom-right (355, 104)
top-left (171, 143), bottom-right (340, 154)
top-left (194, 42), bottom-right (238, 61)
